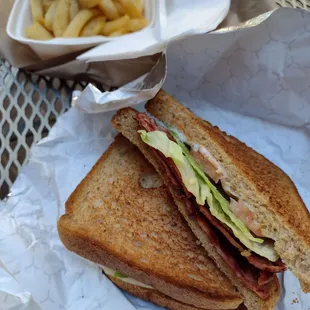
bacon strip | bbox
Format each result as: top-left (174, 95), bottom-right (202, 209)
top-left (247, 254), bottom-right (287, 273)
top-left (199, 205), bottom-right (286, 273)
top-left (258, 271), bottom-right (274, 286)
top-left (199, 205), bottom-right (244, 251)
top-left (148, 147), bottom-right (196, 215)
top-left (137, 113), bottom-right (158, 132)
top-left (197, 216), bottom-right (271, 299)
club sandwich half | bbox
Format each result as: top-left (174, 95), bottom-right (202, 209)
top-left (112, 90), bottom-right (310, 310)
top-left (58, 135), bottom-right (245, 310)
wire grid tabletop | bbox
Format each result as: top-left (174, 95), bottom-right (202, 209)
top-left (0, 58), bottom-right (87, 199)
top-left (0, 0), bottom-right (309, 199)
top-left (276, 0), bottom-right (310, 8)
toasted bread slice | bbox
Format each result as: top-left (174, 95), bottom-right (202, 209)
top-left (145, 90), bottom-right (310, 292)
top-left (58, 135), bottom-right (242, 310)
top-left (112, 108), bottom-right (281, 310)
top-left (109, 276), bottom-right (246, 310)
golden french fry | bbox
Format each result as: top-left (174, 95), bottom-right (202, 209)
top-left (81, 16), bottom-right (106, 36)
top-left (70, 0), bottom-right (80, 20)
top-left (44, 1), bottom-right (57, 31)
top-left (98, 0), bottom-right (119, 20)
top-left (26, 22), bottom-right (53, 40)
top-left (90, 8), bottom-right (103, 16)
top-left (30, 0), bottom-right (44, 23)
top-left (38, 16), bottom-right (46, 25)
top-left (62, 9), bottom-right (94, 37)
top-left (43, 0), bottom-right (54, 13)
top-left (136, 0), bottom-right (144, 14)
top-left (127, 17), bottom-right (148, 32)
top-left (78, 0), bottom-right (99, 9)
top-left (53, 0), bottom-right (70, 37)
top-left (114, 0), bottom-right (124, 15)
top-left (101, 14), bottom-right (129, 35)
top-left (109, 27), bottom-right (127, 37)
top-left (118, 0), bottom-right (142, 18)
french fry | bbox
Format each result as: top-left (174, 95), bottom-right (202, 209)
top-left (53, 0), bottom-right (70, 37)
top-left (101, 14), bottom-right (129, 36)
top-left (90, 8), bottom-right (103, 16)
top-left (62, 9), bottom-right (94, 37)
top-left (42, 0), bottom-right (54, 13)
top-left (44, 1), bottom-right (57, 31)
top-left (26, 22), bottom-right (53, 40)
top-left (30, 0), bottom-right (44, 23)
top-left (109, 27), bottom-right (127, 37)
top-left (98, 0), bottom-right (119, 20)
top-left (42, 0), bottom-right (52, 12)
top-left (118, 0), bottom-right (142, 18)
top-left (28, 0), bottom-right (146, 40)
top-left (81, 16), bottom-right (106, 36)
top-left (113, 0), bottom-right (124, 15)
top-left (127, 17), bottom-right (148, 32)
top-left (136, 0), bottom-right (144, 14)
top-left (70, 0), bottom-right (80, 21)
top-left (78, 0), bottom-right (100, 9)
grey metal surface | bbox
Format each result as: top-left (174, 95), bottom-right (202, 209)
top-left (0, 58), bottom-right (86, 199)
top-left (276, 0), bottom-right (310, 8)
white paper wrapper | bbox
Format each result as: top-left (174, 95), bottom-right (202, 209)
top-left (0, 110), bottom-right (161, 310)
top-left (1, 7), bottom-right (310, 310)
top-left (77, 0), bottom-right (230, 62)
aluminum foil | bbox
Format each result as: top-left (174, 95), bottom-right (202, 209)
top-left (72, 52), bottom-right (166, 113)
top-left (214, 10), bottom-right (276, 33)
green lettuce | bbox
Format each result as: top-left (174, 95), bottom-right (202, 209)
top-left (138, 129), bottom-right (279, 262)
top-left (114, 271), bottom-right (128, 279)
top-left (175, 138), bottom-right (264, 243)
top-left (139, 130), bottom-right (201, 202)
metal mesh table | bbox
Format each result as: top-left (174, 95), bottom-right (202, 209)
top-left (0, 0), bottom-right (309, 199)
top-left (0, 59), bottom-right (86, 198)
top-left (276, 0), bottom-right (310, 8)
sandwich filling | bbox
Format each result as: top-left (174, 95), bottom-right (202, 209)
top-left (136, 113), bottom-right (286, 299)
top-left (101, 265), bottom-right (154, 289)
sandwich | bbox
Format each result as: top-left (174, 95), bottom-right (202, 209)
top-left (112, 90), bottom-right (310, 309)
top-left (58, 134), bottom-right (245, 310)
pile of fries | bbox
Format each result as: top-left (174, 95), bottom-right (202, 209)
top-left (26, 0), bottom-right (149, 40)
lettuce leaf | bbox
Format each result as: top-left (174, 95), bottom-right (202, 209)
top-left (138, 129), bottom-right (279, 262)
top-left (114, 271), bottom-right (128, 279)
top-left (139, 130), bottom-right (201, 203)
top-left (175, 138), bottom-right (264, 244)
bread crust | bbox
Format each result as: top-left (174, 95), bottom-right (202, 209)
top-left (144, 90), bottom-right (310, 292)
top-left (112, 108), bottom-right (280, 310)
top-left (58, 135), bottom-right (242, 310)
top-left (109, 276), bottom-right (246, 310)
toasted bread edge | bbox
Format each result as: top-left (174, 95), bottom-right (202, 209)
top-left (109, 276), bottom-right (245, 310)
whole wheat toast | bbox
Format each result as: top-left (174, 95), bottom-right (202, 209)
top-left (145, 90), bottom-right (310, 293)
top-left (109, 276), bottom-right (246, 310)
top-left (112, 108), bottom-right (281, 310)
top-left (58, 134), bottom-right (242, 310)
